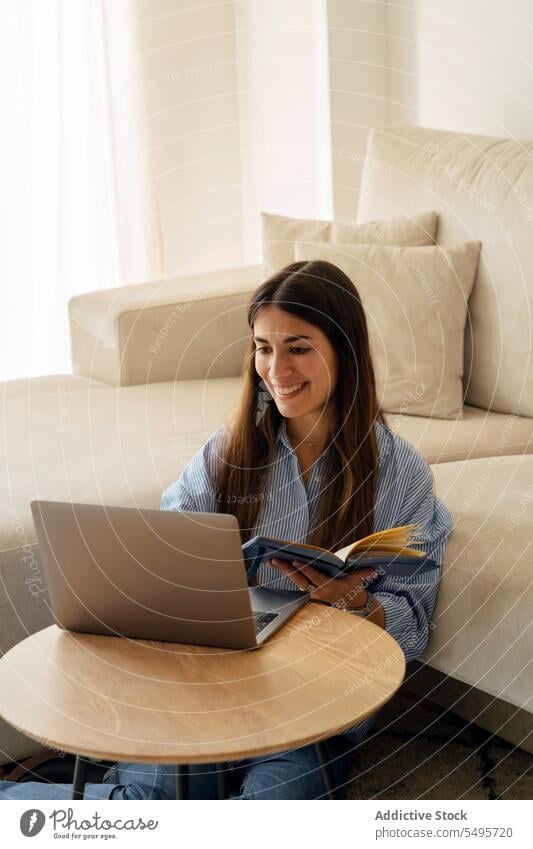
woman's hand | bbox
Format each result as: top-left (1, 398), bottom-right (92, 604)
top-left (266, 557), bottom-right (378, 611)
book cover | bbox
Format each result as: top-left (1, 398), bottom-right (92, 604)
top-left (242, 524), bottom-right (438, 581)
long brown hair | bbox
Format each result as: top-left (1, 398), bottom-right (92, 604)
top-left (214, 260), bottom-right (386, 549)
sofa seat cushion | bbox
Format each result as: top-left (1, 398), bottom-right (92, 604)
top-left (385, 406), bottom-right (533, 464)
top-left (426, 453), bottom-right (533, 711)
top-left (1, 375), bottom-right (243, 552)
top-left (1, 374), bottom-right (109, 397)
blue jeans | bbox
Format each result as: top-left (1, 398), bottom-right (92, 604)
top-left (0, 736), bottom-right (354, 800)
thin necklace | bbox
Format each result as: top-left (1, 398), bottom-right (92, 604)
top-left (288, 431), bottom-right (319, 448)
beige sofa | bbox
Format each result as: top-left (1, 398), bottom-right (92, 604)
top-left (1, 124), bottom-right (532, 765)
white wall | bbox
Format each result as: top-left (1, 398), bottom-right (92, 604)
top-left (326, 0), bottom-right (389, 222)
top-left (136, 0), bottom-right (333, 273)
top-left (234, 0), bottom-right (333, 264)
top-left (136, 1), bottom-right (533, 274)
top-left (135, 0), bottom-right (244, 274)
top-left (388, 0), bottom-right (533, 139)
top-left (328, 0), bottom-right (533, 221)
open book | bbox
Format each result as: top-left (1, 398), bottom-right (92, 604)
top-left (243, 524), bottom-right (435, 581)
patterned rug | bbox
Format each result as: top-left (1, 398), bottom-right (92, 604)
top-left (346, 690), bottom-right (533, 800)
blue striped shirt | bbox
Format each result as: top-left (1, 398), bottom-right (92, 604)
top-left (161, 418), bottom-right (453, 746)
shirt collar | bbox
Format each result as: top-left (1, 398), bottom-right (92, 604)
top-left (276, 418), bottom-right (294, 452)
top-left (277, 417), bottom-right (386, 459)
top-left (276, 418), bottom-right (334, 459)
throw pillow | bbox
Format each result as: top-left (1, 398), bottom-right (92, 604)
top-left (293, 241), bottom-right (481, 419)
top-left (262, 210), bottom-right (438, 272)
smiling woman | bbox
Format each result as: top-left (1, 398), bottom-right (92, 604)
top-left (252, 307), bottom-right (338, 455)
top-left (158, 260), bottom-right (452, 800)
top-left (218, 259), bottom-right (387, 552)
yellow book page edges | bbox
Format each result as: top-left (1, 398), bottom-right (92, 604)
top-left (334, 524), bottom-right (426, 562)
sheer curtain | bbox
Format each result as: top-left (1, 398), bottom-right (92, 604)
top-left (0, 0), bottom-right (162, 381)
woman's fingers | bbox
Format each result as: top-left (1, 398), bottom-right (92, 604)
top-left (267, 558), bottom-right (316, 591)
top-left (267, 557), bottom-right (296, 574)
top-left (353, 567), bottom-right (380, 582)
top-left (292, 562), bottom-right (328, 588)
top-left (265, 558), bottom-right (380, 599)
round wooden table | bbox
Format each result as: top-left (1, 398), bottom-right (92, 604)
top-left (0, 604), bottom-right (405, 799)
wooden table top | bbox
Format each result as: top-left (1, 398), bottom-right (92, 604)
top-left (0, 605), bottom-right (405, 763)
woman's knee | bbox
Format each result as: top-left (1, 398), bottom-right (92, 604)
top-left (235, 739), bottom-right (354, 800)
top-left (236, 745), bottom-right (327, 800)
top-left (104, 762), bottom-right (176, 800)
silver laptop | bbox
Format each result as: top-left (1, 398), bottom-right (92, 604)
top-left (30, 500), bottom-right (309, 650)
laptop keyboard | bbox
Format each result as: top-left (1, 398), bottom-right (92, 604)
top-left (252, 610), bottom-right (280, 635)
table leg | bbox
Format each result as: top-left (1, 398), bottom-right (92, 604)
top-left (216, 762), bottom-right (229, 799)
top-left (175, 764), bottom-right (189, 799)
top-left (314, 742), bottom-right (336, 800)
top-left (72, 756), bottom-right (88, 800)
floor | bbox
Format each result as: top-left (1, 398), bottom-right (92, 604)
top-left (346, 690), bottom-right (533, 800)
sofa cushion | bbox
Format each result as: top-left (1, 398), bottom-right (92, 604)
top-left (0, 376), bottom-right (242, 553)
top-left (428, 453), bottom-right (533, 711)
top-left (1, 374), bottom-right (109, 396)
top-left (261, 210), bottom-right (437, 272)
top-left (385, 406), bottom-right (533, 464)
top-left (295, 241), bottom-right (481, 419)
top-left (357, 125), bottom-right (533, 418)
top-left (69, 264), bottom-right (263, 386)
